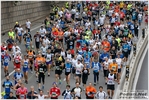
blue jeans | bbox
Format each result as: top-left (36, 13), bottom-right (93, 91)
top-left (93, 71), bottom-right (99, 83)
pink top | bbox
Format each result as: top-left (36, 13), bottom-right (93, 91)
top-left (65, 13), bottom-right (71, 19)
top-left (17, 87), bottom-right (28, 95)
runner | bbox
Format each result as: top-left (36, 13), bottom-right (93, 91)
top-left (71, 82), bottom-right (82, 99)
top-left (71, 55), bottom-right (78, 78)
top-left (13, 79), bottom-right (22, 98)
top-left (21, 55), bottom-right (29, 84)
top-left (16, 83), bottom-right (28, 99)
top-left (25, 33), bottom-right (32, 52)
top-left (65, 59), bottom-right (72, 85)
top-left (48, 82), bottom-right (61, 99)
top-left (54, 54), bottom-right (64, 84)
top-left (34, 31), bottom-right (41, 52)
top-left (103, 57), bottom-right (109, 84)
top-left (85, 82), bottom-right (96, 99)
top-left (33, 90), bottom-right (49, 99)
top-left (27, 86), bottom-right (38, 99)
top-left (3, 51), bottom-right (11, 76)
top-left (13, 68), bottom-right (23, 85)
top-left (116, 54), bottom-right (123, 84)
top-left (62, 85), bottom-right (72, 99)
top-left (92, 59), bottom-right (101, 86)
top-left (95, 86), bottom-right (107, 99)
top-left (45, 49), bottom-right (53, 76)
top-left (7, 92), bottom-right (17, 99)
top-left (106, 70), bottom-right (117, 99)
top-left (13, 52), bottom-right (22, 69)
top-left (17, 25), bottom-right (23, 44)
top-left (26, 19), bottom-right (31, 33)
top-left (27, 49), bottom-right (35, 73)
top-left (75, 59), bottom-right (84, 84)
top-left (2, 76), bottom-right (13, 99)
top-left (37, 61), bottom-right (47, 91)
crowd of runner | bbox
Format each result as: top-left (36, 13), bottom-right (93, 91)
top-left (1, 1), bottom-right (148, 99)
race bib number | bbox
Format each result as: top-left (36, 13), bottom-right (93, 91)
top-left (20, 95), bottom-right (25, 99)
top-left (66, 68), bottom-right (71, 72)
top-left (52, 92), bottom-right (56, 95)
top-left (5, 59), bottom-right (9, 63)
top-left (15, 59), bottom-right (19, 63)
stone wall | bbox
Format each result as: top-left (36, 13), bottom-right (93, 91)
top-left (1, 1), bottom-right (65, 34)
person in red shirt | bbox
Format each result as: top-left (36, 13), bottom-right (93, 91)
top-left (70, 47), bottom-right (75, 56)
top-left (101, 38), bottom-right (111, 52)
top-left (114, 19), bottom-right (120, 26)
top-left (13, 53), bottom-right (21, 69)
top-left (16, 83), bottom-right (28, 99)
top-left (119, 11), bottom-right (125, 21)
top-left (49, 82), bottom-right (61, 99)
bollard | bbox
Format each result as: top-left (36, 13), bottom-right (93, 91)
top-left (133, 44), bottom-right (136, 56)
top-left (126, 65), bottom-right (129, 81)
top-left (142, 28), bottom-right (145, 39)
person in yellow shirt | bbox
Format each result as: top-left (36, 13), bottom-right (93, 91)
top-left (8, 29), bottom-right (15, 40)
top-left (119, 1), bottom-right (124, 10)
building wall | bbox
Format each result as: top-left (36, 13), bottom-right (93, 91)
top-left (1, 1), bottom-right (65, 34)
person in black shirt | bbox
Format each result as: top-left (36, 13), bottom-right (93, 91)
top-left (82, 64), bottom-right (90, 91)
top-left (27, 86), bottom-right (38, 99)
top-left (110, 46), bottom-right (117, 59)
top-left (7, 92), bottom-right (17, 99)
top-left (38, 62), bottom-right (47, 91)
top-left (134, 22), bottom-right (139, 38)
top-left (14, 22), bottom-right (19, 33)
top-left (66, 36), bottom-right (75, 50)
top-left (54, 54), bottom-right (64, 85)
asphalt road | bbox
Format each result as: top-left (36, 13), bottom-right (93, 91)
top-left (1, 9), bottom-right (146, 99)
top-left (136, 51), bottom-right (148, 91)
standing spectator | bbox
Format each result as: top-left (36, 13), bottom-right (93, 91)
top-left (26, 19), bottom-right (31, 33)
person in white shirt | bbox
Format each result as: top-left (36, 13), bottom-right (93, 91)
top-left (26, 19), bottom-right (31, 32)
top-left (95, 86), bottom-right (107, 99)
top-left (17, 25), bottom-right (23, 43)
top-left (12, 43), bottom-right (21, 54)
top-left (108, 55), bottom-right (113, 65)
top-left (34, 90), bottom-right (49, 99)
top-left (116, 54), bottom-right (123, 84)
top-left (99, 14), bottom-right (105, 26)
top-left (103, 57), bottom-right (109, 84)
top-left (106, 70), bottom-right (117, 99)
top-left (40, 44), bottom-right (48, 57)
top-left (71, 56), bottom-right (78, 78)
top-left (75, 60), bottom-right (84, 83)
top-left (39, 26), bottom-right (47, 38)
top-left (85, 20), bottom-right (91, 30)
top-left (71, 8), bottom-right (76, 20)
top-left (138, 12), bottom-right (143, 25)
top-left (58, 10), bottom-right (64, 18)
top-left (42, 36), bottom-right (50, 48)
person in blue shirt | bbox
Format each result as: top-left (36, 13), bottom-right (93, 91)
top-left (91, 60), bottom-right (101, 86)
top-left (83, 49), bottom-right (92, 58)
top-left (77, 37), bottom-right (88, 48)
top-left (132, 11), bottom-right (137, 21)
top-left (3, 51), bottom-right (11, 76)
top-left (100, 51), bottom-right (110, 63)
top-left (13, 68), bottom-right (23, 85)
top-left (22, 55), bottom-right (29, 84)
top-left (122, 41), bottom-right (130, 61)
top-left (83, 54), bottom-right (91, 69)
top-left (77, 2), bottom-right (81, 13)
top-left (129, 21), bottom-right (135, 35)
top-left (25, 34), bottom-right (32, 52)
top-left (2, 75), bottom-right (13, 99)
top-left (65, 59), bottom-right (72, 85)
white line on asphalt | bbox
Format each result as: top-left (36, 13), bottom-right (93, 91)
top-left (1, 24), bottom-right (44, 83)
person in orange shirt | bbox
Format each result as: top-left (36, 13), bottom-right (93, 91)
top-left (108, 59), bottom-right (118, 81)
top-left (58, 28), bottom-right (64, 47)
top-left (85, 82), bottom-right (97, 99)
top-left (102, 38), bottom-right (111, 52)
top-left (27, 49), bottom-right (35, 73)
top-left (52, 25), bottom-right (58, 32)
top-left (35, 54), bottom-right (46, 77)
